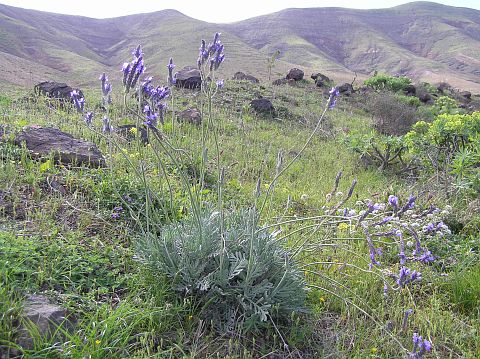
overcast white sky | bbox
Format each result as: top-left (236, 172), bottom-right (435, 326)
top-left (0, 0), bottom-right (479, 22)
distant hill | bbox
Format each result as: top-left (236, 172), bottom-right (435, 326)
top-left (1, 1), bottom-right (480, 91)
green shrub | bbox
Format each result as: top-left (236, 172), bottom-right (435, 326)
top-left (343, 131), bottom-right (407, 170)
top-left (432, 96), bottom-right (463, 116)
top-left (135, 207), bottom-right (306, 332)
top-left (405, 112), bottom-right (480, 193)
top-left (396, 94), bottom-right (421, 108)
top-left (364, 73), bottom-right (412, 92)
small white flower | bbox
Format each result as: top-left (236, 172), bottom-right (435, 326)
top-left (445, 205), bottom-right (452, 211)
top-left (427, 213), bottom-right (434, 218)
top-left (335, 191), bottom-right (344, 197)
top-left (406, 240), bottom-right (413, 247)
top-left (300, 194), bottom-right (309, 201)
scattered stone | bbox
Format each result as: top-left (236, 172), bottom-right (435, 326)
top-left (418, 92), bottom-right (434, 104)
top-left (39, 177), bottom-right (67, 195)
top-left (272, 78), bottom-right (288, 86)
top-left (337, 83), bottom-right (354, 96)
top-left (34, 81), bottom-right (83, 104)
top-left (116, 124), bottom-right (149, 144)
top-left (178, 108), bottom-right (202, 125)
top-left (17, 295), bottom-right (76, 350)
top-left (459, 91), bottom-right (472, 100)
top-left (437, 82), bottom-right (453, 94)
top-left (14, 127), bottom-right (105, 167)
top-left (232, 72), bottom-right (259, 83)
top-left (286, 68), bottom-right (304, 81)
top-left (403, 84), bottom-right (416, 96)
top-left (250, 98), bottom-right (275, 114)
top-left (311, 72), bottom-right (331, 87)
top-left (174, 66), bottom-right (202, 89)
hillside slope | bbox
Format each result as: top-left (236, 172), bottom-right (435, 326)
top-left (0, 2), bottom-right (479, 91)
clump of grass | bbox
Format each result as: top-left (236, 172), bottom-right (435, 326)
top-left (446, 264), bottom-right (480, 315)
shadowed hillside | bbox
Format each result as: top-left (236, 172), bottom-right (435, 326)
top-left (0, 2), bottom-right (480, 91)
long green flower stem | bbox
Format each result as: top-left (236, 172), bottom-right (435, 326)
top-left (258, 101), bottom-right (331, 217)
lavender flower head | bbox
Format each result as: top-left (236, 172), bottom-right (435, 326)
top-left (122, 45), bottom-right (145, 94)
top-left (388, 195), bottom-right (399, 210)
top-left (84, 111), bottom-right (94, 126)
top-left (198, 32), bottom-right (225, 71)
top-left (410, 333), bottom-right (432, 358)
top-left (328, 87), bottom-right (340, 109)
top-left (397, 266), bottom-right (422, 288)
top-left (167, 58), bottom-right (176, 85)
top-left (216, 79), bottom-right (224, 89)
top-left (102, 116), bottom-right (113, 133)
top-left (143, 105), bottom-right (158, 127)
top-left (99, 73), bottom-right (112, 105)
top-left (70, 90), bottom-right (85, 113)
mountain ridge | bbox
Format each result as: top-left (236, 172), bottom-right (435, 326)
top-left (1, 2), bottom-right (480, 92)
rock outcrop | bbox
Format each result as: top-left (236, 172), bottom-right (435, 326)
top-left (14, 127), bottom-right (105, 167)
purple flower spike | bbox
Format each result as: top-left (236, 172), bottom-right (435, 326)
top-left (216, 79), bottom-right (224, 89)
top-left (397, 266), bottom-right (421, 288)
top-left (84, 112), bottom-right (94, 126)
top-left (388, 195), bottom-right (399, 210)
top-left (102, 116), bottom-right (113, 133)
top-left (70, 90), bottom-right (85, 113)
top-left (328, 87), bottom-right (340, 109)
top-left (167, 58), bottom-right (176, 85)
top-left (411, 333), bottom-right (432, 358)
top-left (132, 45), bottom-right (142, 59)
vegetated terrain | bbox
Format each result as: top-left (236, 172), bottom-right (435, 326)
top-left (1, 2), bottom-right (480, 91)
top-left (0, 27), bottom-right (479, 357)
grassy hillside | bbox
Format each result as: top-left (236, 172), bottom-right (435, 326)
top-left (1, 2), bottom-right (480, 91)
top-left (1, 58), bottom-right (479, 357)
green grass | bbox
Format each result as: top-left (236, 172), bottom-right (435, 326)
top-left (0, 78), bottom-right (479, 357)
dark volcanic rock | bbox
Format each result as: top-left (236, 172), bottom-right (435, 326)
top-left (437, 82), bottom-right (453, 94)
top-left (250, 98), bottom-right (275, 114)
top-left (232, 71), bottom-right (259, 83)
top-left (311, 72), bottom-right (331, 87)
top-left (178, 108), bottom-right (202, 125)
top-left (116, 125), bottom-right (149, 144)
top-left (34, 81), bottom-right (83, 104)
top-left (174, 66), bottom-right (202, 89)
top-left (404, 84), bottom-right (416, 96)
top-left (286, 68), bottom-right (304, 81)
top-left (418, 92), bottom-right (434, 104)
top-left (14, 127), bottom-right (105, 167)
top-left (459, 91), bottom-right (472, 100)
top-left (18, 295), bottom-right (76, 350)
top-left (337, 83), bottom-right (354, 96)
top-left (272, 78), bottom-right (288, 86)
